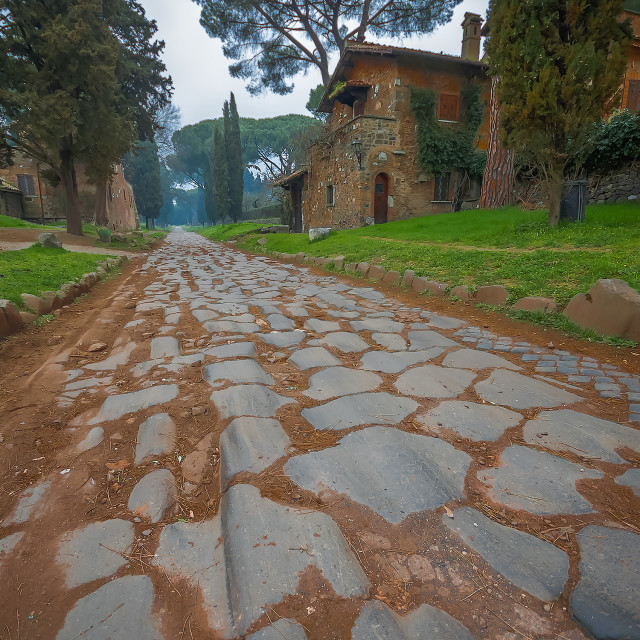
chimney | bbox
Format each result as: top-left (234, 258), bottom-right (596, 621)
top-left (461, 12), bottom-right (483, 61)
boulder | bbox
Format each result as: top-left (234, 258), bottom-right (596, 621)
top-left (411, 277), bottom-right (429, 293)
top-left (513, 297), bottom-right (557, 313)
top-left (476, 285), bottom-right (508, 306)
top-left (563, 278), bottom-right (640, 341)
top-left (294, 253), bottom-right (306, 264)
top-left (345, 263), bottom-right (357, 273)
top-left (309, 227), bottom-right (331, 241)
top-left (256, 237), bottom-right (267, 246)
top-left (0, 299), bottom-right (23, 335)
top-left (41, 291), bottom-right (64, 310)
top-left (402, 270), bottom-right (415, 287)
top-left (356, 262), bottom-right (370, 276)
top-left (368, 265), bottom-right (386, 281)
top-left (19, 311), bottom-right (37, 324)
top-left (332, 255), bottom-right (345, 270)
top-left (450, 285), bottom-right (474, 302)
top-left (423, 281), bottom-right (447, 296)
top-left (382, 270), bottom-right (401, 287)
top-left (21, 293), bottom-right (53, 315)
top-left (36, 232), bottom-right (62, 249)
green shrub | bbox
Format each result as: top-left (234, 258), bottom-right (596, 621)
top-left (97, 227), bottom-right (112, 243)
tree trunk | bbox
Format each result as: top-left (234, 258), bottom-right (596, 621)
top-left (548, 176), bottom-right (563, 227)
top-left (480, 76), bottom-right (514, 209)
top-left (60, 137), bottom-right (83, 236)
top-left (145, 216), bottom-right (149, 230)
top-left (94, 179), bottom-right (109, 227)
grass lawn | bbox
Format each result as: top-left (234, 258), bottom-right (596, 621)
top-left (195, 222), bottom-right (269, 242)
top-left (0, 215), bottom-right (62, 229)
top-left (0, 245), bottom-right (113, 307)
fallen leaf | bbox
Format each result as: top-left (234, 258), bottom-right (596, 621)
top-left (444, 506), bottom-right (454, 518)
top-left (106, 460), bottom-right (129, 471)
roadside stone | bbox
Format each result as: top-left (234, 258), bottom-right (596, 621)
top-left (442, 348), bottom-right (522, 370)
top-left (36, 231), bottom-right (63, 248)
top-left (450, 285), bottom-right (474, 301)
top-left (571, 526), bottom-right (640, 640)
top-left (256, 237), bottom-right (267, 246)
top-left (203, 360), bottom-right (274, 386)
top-left (419, 401), bottom-right (521, 441)
top-left (289, 347), bottom-right (341, 370)
top-left (368, 265), bottom-right (386, 280)
top-left (356, 262), bottom-right (370, 276)
top-left (301, 392), bottom-right (418, 430)
top-left (88, 384), bottom-right (179, 424)
top-left (210, 384), bottom-right (296, 419)
top-left (57, 519), bottom-right (134, 588)
top-left (615, 468), bottom-right (640, 496)
top-left (285, 426), bottom-right (470, 524)
top-left (0, 299), bottom-right (23, 335)
top-left (4, 480), bottom-right (51, 525)
top-left (135, 413), bottom-right (177, 465)
top-left (513, 297), bottom-right (557, 313)
top-left (304, 366), bottom-right (381, 401)
top-left (310, 331), bottom-right (369, 352)
top-left (360, 349), bottom-right (442, 373)
top-left (21, 293), bottom-right (52, 315)
top-left (475, 370), bottom-right (581, 409)
top-left (76, 426), bottom-right (104, 452)
top-left (411, 276), bottom-right (429, 293)
top-left (395, 365), bottom-right (476, 398)
top-left (345, 262), bottom-right (357, 273)
top-left (476, 285), bottom-right (508, 305)
top-left (258, 331), bottom-right (306, 347)
top-left (309, 227), bottom-right (330, 241)
top-left (407, 330), bottom-right (458, 350)
top-left (87, 342), bottom-right (107, 352)
top-left (444, 507), bottom-right (569, 601)
top-left (128, 469), bottom-right (177, 522)
top-left (401, 269), bottom-right (415, 287)
top-left (382, 270), bottom-right (401, 286)
top-left (247, 620), bottom-right (308, 640)
top-left (56, 575), bottom-right (160, 640)
top-left (332, 255), bottom-right (345, 269)
top-left (477, 445), bottom-right (602, 515)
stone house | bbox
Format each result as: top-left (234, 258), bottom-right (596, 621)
top-left (0, 176), bottom-right (23, 218)
top-left (0, 151), bottom-right (139, 230)
top-left (277, 13), bottom-right (490, 231)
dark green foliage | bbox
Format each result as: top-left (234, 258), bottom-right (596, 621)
top-left (212, 126), bottom-right (230, 223)
top-left (306, 85), bottom-right (328, 121)
top-left (226, 94), bottom-right (244, 222)
top-left (585, 110), bottom-right (640, 174)
top-left (123, 141), bottom-right (163, 227)
top-left (410, 84), bottom-right (486, 177)
top-left (624, 0), bottom-right (640, 10)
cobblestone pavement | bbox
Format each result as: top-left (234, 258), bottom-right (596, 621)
top-left (1, 230), bottom-right (639, 639)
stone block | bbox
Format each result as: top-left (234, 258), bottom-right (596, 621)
top-left (563, 278), bottom-right (640, 341)
top-left (18, 311), bottom-right (37, 324)
top-left (513, 296), bottom-right (557, 313)
top-left (0, 300), bottom-right (23, 335)
top-left (36, 231), bottom-right (62, 249)
top-left (309, 227), bottom-right (331, 241)
top-left (41, 291), bottom-right (64, 310)
top-left (21, 293), bottom-right (52, 315)
top-left (368, 265), bottom-right (386, 281)
top-left (294, 252), bottom-right (306, 264)
top-left (401, 269), bottom-right (414, 287)
top-left (423, 280), bottom-right (447, 296)
top-left (411, 277), bottom-right (429, 293)
top-left (450, 285), bottom-right (474, 301)
top-left (332, 255), bottom-right (345, 269)
top-left (476, 285), bottom-right (508, 305)
top-left (382, 270), bottom-right (401, 286)
top-left (345, 263), bottom-right (357, 273)
top-left (356, 262), bottom-right (370, 276)
top-left (256, 237), bottom-right (267, 246)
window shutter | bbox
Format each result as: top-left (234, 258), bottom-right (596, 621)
top-left (438, 95), bottom-right (459, 122)
top-left (627, 79), bottom-right (640, 112)
top-left (17, 174), bottom-right (36, 195)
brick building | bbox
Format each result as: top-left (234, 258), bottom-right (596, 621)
top-left (0, 151), bottom-right (139, 231)
top-left (622, 3), bottom-right (640, 110)
top-left (278, 13), bottom-right (490, 231)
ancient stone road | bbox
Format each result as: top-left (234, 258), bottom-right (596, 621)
top-left (1, 230), bottom-right (639, 639)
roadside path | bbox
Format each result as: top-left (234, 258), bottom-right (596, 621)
top-left (0, 240), bottom-right (137, 257)
top-left (0, 229), bottom-right (638, 639)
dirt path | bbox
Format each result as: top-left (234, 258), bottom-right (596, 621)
top-left (0, 239), bottom-right (137, 257)
top-left (0, 230), bottom-right (638, 640)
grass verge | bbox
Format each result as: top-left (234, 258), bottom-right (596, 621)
top-left (195, 222), bottom-right (268, 242)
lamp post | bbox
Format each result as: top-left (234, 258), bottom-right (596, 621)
top-left (351, 139), bottom-right (363, 169)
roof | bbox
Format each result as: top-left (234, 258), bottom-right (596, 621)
top-left (0, 176), bottom-right (22, 193)
top-left (318, 41), bottom-right (488, 112)
top-left (273, 169), bottom-right (307, 188)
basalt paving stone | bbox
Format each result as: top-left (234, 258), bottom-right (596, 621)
top-left (85, 342), bottom-right (137, 371)
top-left (616, 468), bottom-right (640, 496)
top-left (149, 336), bottom-right (180, 359)
top-left (154, 484), bottom-right (370, 638)
top-left (210, 302), bottom-right (250, 314)
top-left (351, 600), bottom-right (475, 640)
top-left (407, 330), bottom-right (459, 351)
top-left (523, 409), bottom-right (640, 464)
top-left (128, 469), bottom-right (177, 523)
top-left (76, 426), bottom-right (104, 452)
top-left (360, 349), bottom-right (444, 374)
top-left (426, 315), bottom-right (467, 330)
top-left (220, 418), bottom-right (290, 485)
top-left (266, 314), bottom-right (295, 331)
top-left (304, 318), bottom-right (341, 333)
top-left (289, 347), bottom-right (341, 370)
top-left (443, 507), bottom-right (569, 601)
top-left (395, 365), bottom-right (476, 399)
top-left (571, 526), bottom-right (640, 640)
top-left (283, 304), bottom-right (309, 317)
top-left (203, 320), bottom-right (261, 333)
top-left (57, 519), bottom-right (134, 588)
top-left (210, 384), bottom-right (296, 419)
top-left (56, 575), bottom-right (160, 640)
top-left (204, 342), bottom-right (257, 359)
top-left (475, 370), bottom-right (581, 410)
top-left (193, 308), bottom-right (219, 322)
top-left (258, 331), bottom-right (306, 347)
top-left (478, 446), bottom-right (602, 515)
top-left (65, 376), bottom-right (113, 392)
top-left (351, 317), bottom-right (405, 333)
top-left (442, 349), bottom-right (522, 371)
top-left (247, 619), bottom-right (308, 640)
top-left (3, 479), bottom-right (52, 525)
top-left (348, 287), bottom-right (386, 301)
top-left (327, 309), bottom-right (361, 318)
top-left (285, 426), bottom-right (470, 524)
top-left (372, 332), bottom-right (408, 351)
top-left (203, 360), bottom-right (274, 387)
top-left (135, 413), bottom-right (177, 465)
top-left (419, 401), bottom-right (522, 441)
top-left (0, 532), bottom-right (24, 571)
top-left (88, 384), bottom-right (179, 424)
top-left (303, 366), bottom-right (382, 401)
top-left (308, 331), bottom-right (369, 353)
top-left (301, 392), bottom-right (419, 431)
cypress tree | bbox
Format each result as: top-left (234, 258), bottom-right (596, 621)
top-left (227, 93), bottom-right (244, 222)
top-left (212, 126), bottom-right (230, 223)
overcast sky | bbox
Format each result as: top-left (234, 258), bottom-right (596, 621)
top-left (138, 0), bottom-right (490, 126)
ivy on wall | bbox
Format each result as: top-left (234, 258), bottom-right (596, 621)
top-left (410, 84), bottom-right (486, 178)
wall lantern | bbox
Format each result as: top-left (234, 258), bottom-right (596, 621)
top-left (351, 139), bottom-right (363, 169)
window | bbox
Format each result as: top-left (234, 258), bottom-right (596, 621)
top-left (627, 79), bottom-right (640, 112)
top-left (16, 174), bottom-right (36, 196)
top-left (433, 173), bottom-right (451, 202)
top-left (438, 94), bottom-right (459, 122)
top-left (326, 184), bottom-right (335, 206)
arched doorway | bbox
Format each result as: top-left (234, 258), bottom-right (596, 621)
top-left (374, 173), bottom-right (389, 224)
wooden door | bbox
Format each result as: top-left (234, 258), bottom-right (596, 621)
top-left (374, 174), bottom-right (388, 224)
top-left (292, 183), bottom-right (303, 233)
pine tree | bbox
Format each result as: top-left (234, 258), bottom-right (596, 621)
top-left (212, 126), bottom-right (230, 223)
top-left (227, 93), bottom-right (244, 222)
top-left (487, 0), bottom-right (631, 226)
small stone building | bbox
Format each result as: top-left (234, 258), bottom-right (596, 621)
top-left (278, 13), bottom-right (490, 231)
top-left (0, 176), bottom-right (23, 218)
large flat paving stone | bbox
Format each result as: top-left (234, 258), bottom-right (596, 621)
top-left (128, 469), bottom-right (177, 522)
top-left (395, 365), bottom-right (476, 398)
top-left (135, 413), bottom-right (176, 465)
top-left (360, 349), bottom-right (443, 373)
top-left (309, 331), bottom-right (369, 352)
top-left (205, 342), bottom-right (257, 359)
top-left (475, 370), bottom-right (581, 409)
top-left (427, 314), bottom-right (467, 330)
top-left (76, 426), bottom-right (104, 452)
top-left (204, 320), bottom-right (260, 333)
top-left (285, 426), bottom-right (470, 524)
top-left (616, 468), bottom-right (640, 496)
top-left (372, 332), bottom-right (407, 351)
top-left (289, 347), bottom-right (341, 370)
top-left (302, 392), bottom-right (418, 431)
top-left (204, 360), bottom-right (274, 387)
top-left (408, 330), bottom-right (459, 350)
top-left (478, 446), bottom-right (602, 515)
top-left (304, 318), bottom-right (341, 333)
top-left (0, 532), bottom-right (24, 572)
top-left (3, 479), bottom-right (51, 525)
top-left (523, 409), bottom-right (640, 464)
top-left (154, 484), bottom-right (369, 638)
top-left (210, 384), bottom-right (296, 419)
top-left (57, 519), bottom-right (134, 588)
top-left (351, 600), bottom-right (475, 640)
top-left (88, 384), bottom-right (179, 424)
top-left (56, 575), bottom-right (160, 640)
top-left (571, 525), bottom-right (640, 640)
top-left (442, 348), bottom-right (522, 370)
top-left (443, 507), bottom-right (568, 601)
top-left (247, 619), bottom-right (308, 640)
top-left (303, 366), bottom-right (382, 401)
top-left (220, 417), bottom-right (290, 485)
top-left (85, 342), bottom-right (137, 371)
top-left (419, 401), bottom-right (521, 441)
top-left (258, 331), bottom-right (306, 347)
top-left (351, 317), bottom-right (404, 333)
top-left (266, 314), bottom-right (294, 331)
top-left (150, 336), bottom-right (180, 359)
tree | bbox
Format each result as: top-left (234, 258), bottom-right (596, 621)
top-left (193, 0), bottom-right (462, 94)
top-left (123, 141), bottom-right (163, 228)
top-left (212, 126), bottom-right (230, 223)
top-left (487, 0), bottom-right (631, 226)
top-left (227, 94), bottom-right (244, 222)
top-left (155, 103), bottom-right (182, 161)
